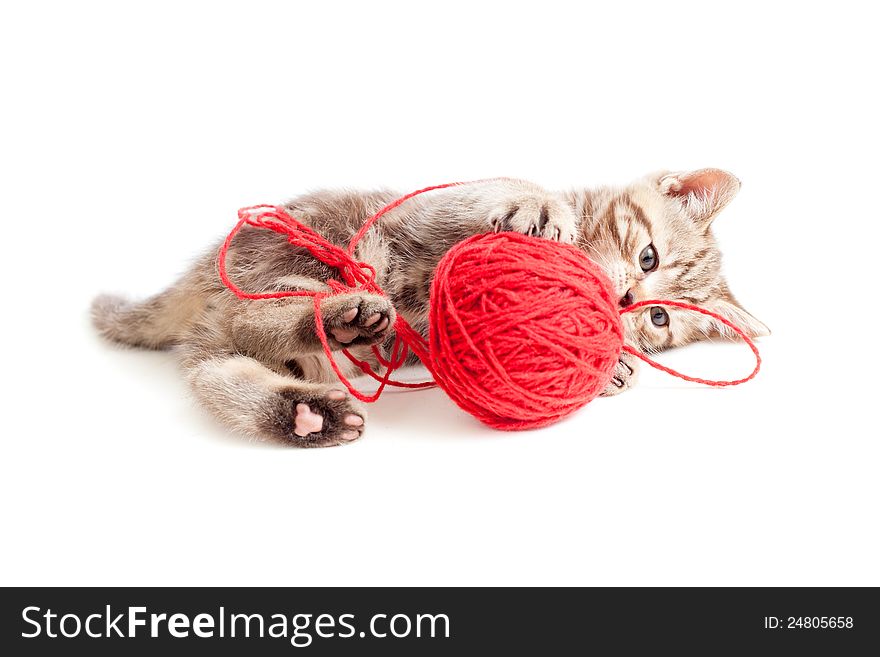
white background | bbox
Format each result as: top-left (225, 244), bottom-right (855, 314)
top-left (1, 1), bottom-right (877, 586)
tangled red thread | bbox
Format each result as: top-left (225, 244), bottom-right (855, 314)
top-left (218, 180), bottom-right (761, 430)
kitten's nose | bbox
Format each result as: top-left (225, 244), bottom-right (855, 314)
top-left (619, 289), bottom-right (634, 308)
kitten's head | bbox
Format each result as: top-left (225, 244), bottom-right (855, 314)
top-left (577, 168), bottom-right (768, 352)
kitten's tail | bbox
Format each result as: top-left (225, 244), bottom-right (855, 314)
top-left (91, 289), bottom-right (198, 350)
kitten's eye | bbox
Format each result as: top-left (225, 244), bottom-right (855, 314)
top-left (639, 244), bottom-right (658, 272)
top-left (649, 306), bottom-right (669, 327)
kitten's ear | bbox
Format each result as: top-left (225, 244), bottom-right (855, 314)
top-left (658, 168), bottom-right (741, 226)
top-left (705, 293), bottom-right (770, 339)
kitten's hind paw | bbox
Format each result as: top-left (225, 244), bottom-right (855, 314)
top-left (269, 386), bottom-right (367, 447)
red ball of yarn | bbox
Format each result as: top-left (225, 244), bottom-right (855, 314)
top-left (428, 232), bottom-right (624, 430)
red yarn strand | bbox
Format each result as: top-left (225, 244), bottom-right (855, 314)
top-left (620, 300), bottom-right (762, 386)
top-left (218, 203), bottom-right (437, 398)
top-left (347, 179), bottom-right (505, 254)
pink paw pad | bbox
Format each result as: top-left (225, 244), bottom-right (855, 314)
top-left (330, 325), bottom-right (359, 344)
top-left (293, 403), bottom-right (324, 437)
top-left (344, 414), bottom-right (364, 427)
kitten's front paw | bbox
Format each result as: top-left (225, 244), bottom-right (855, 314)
top-left (488, 195), bottom-right (577, 243)
top-left (271, 386), bottom-right (366, 447)
top-left (320, 293), bottom-right (395, 347)
top-left (600, 351), bottom-right (640, 397)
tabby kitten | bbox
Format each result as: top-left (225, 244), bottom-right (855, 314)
top-left (92, 169), bottom-right (767, 446)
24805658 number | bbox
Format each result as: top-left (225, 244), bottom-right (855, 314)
top-left (787, 617), bottom-right (853, 629)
